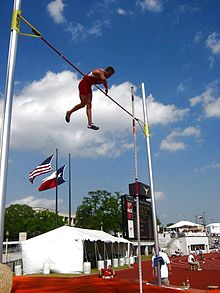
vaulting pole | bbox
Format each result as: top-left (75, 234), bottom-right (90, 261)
top-left (131, 87), bottom-right (143, 293)
top-left (141, 83), bottom-right (161, 286)
top-left (0, 0), bottom-right (21, 263)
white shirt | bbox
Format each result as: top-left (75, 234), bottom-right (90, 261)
top-left (152, 251), bottom-right (170, 279)
top-left (188, 254), bottom-right (195, 263)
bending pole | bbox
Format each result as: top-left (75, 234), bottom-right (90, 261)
top-left (131, 87), bottom-right (143, 293)
top-left (0, 0), bottom-right (21, 263)
top-left (141, 83), bottom-right (161, 286)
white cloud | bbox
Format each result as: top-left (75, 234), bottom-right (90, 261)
top-left (137, 0), bottom-right (163, 12)
top-left (47, 0), bottom-right (66, 24)
top-left (177, 81), bottom-right (188, 93)
top-left (146, 94), bottom-right (188, 125)
top-left (195, 162), bottom-right (220, 172)
top-left (0, 70), bottom-right (188, 158)
top-left (190, 86), bottom-right (215, 106)
top-left (10, 195), bottom-right (63, 210)
top-left (116, 8), bottom-right (133, 16)
top-left (160, 139), bottom-right (186, 152)
top-left (205, 98), bottom-right (220, 117)
top-left (190, 85), bottom-right (220, 118)
top-left (206, 32), bottom-right (220, 55)
top-left (117, 8), bottom-right (127, 15)
top-left (155, 191), bottom-right (165, 201)
top-left (66, 20), bottom-right (109, 41)
top-left (181, 126), bottom-right (200, 137)
top-left (160, 126), bottom-right (200, 152)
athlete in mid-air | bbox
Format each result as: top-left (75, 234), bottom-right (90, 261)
top-left (65, 66), bottom-right (115, 130)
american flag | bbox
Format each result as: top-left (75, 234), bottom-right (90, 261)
top-left (29, 155), bottom-right (54, 183)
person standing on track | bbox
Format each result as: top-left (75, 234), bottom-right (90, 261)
top-left (152, 249), bottom-right (172, 285)
top-left (65, 66), bottom-right (115, 130)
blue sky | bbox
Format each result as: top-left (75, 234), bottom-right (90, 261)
top-left (0, 0), bottom-right (220, 225)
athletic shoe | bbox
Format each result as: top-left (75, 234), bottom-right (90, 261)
top-left (198, 268), bottom-right (202, 271)
top-left (88, 123), bottom-right (99, 130)
top-left (65, 112), bottom-right (70, 123)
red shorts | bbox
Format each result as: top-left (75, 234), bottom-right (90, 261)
top-left (78, 80), bottom-right (92, 96)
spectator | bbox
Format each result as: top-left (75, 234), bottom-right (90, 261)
top-left (99, 265), bottom-right (116, 279)
top-left (188, 253), bottom-right (202, 270)
top-left (152, 249), bottom-right (172, 285)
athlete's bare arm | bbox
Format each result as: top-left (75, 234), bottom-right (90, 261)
top-left (92, 69), bottom-right (108, 94)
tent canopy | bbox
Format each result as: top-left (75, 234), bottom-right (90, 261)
top-left (167, 221), bottom-right (203, 229)
top-left (21, 226), bottom-right (132, 275)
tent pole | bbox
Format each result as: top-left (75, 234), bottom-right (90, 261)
top-left (95, 242), bottom-right (98, 267)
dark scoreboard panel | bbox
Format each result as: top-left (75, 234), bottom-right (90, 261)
top-left (121, 194), bottom-right (154, 240)
top-left (129, 182), bottom-right (151, 198)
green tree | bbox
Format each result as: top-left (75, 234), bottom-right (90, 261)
top-left (75, 190), bottom-right (122, 234)
top-left (156, 216), bottom-right (161, 226)
top-left (4, 204), bottom-right (34, 240)
top-left (4, 204), bottom-right (66, 240)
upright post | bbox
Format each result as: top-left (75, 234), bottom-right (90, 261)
top-left (68, 153), bottom-right (72, 226)
top-left (131, 87), bottom-right (143, 293)
top-left (141, 83), bottom-right (161, 286)
top-left (0, 0), bottom-right (21, 263)
top-left (55, 148), bottom-right (58, 226)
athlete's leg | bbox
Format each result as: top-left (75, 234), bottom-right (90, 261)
top-left (65, 95), bottom-right (88, 123)
top-left (86, 94), bottom-right (92, 125)
top-left (86, 94), bottom-right (99, 130)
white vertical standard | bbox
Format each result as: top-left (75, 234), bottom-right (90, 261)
top-left (131, 87), bottom-right (143, 293)
top-left (141, 82), bottom-right (161, 286)
top-left (0, 0), bottom-right (21, 262)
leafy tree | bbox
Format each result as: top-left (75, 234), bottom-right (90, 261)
top-left (75, 190), bottom-right (122, 234)
top-left (4, 204), bottom-right (66, 240)
top-left (156, 216), bottom-right (161, 226)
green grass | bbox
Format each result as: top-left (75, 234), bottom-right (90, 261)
top-left (21, 264), bottom-right (136, 278)
top-left (19, 257), bottom-right (152, 278)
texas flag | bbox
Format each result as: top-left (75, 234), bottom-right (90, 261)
top-left (38, 165), bottom-right (66, 191)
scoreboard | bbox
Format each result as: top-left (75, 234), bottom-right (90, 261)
top-left (121, 194), bottom-right (154, 240)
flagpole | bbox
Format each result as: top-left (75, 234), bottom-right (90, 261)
top-left (68, 153), bottom-right (72, 226)
top-left (141, 83), bottom-right (161, 286)
top-left (55, 148), bottom-right (58, 226)
top-left (0, 0), bottom-right (21, 263)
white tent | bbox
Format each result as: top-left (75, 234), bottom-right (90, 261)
top-left (206, 223), bottom-right (220, 235)
top-left (167, 221), bottom-right (203, 230)
top-left (21, 226), bottom-right (132, 275)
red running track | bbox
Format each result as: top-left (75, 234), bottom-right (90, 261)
top-left (12, 253), bottom-right (220, 293)
top-left (132, 252), bottom-right (220, 290)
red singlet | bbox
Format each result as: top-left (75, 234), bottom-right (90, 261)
top-left (78, 69), bottom-right (104, 96)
